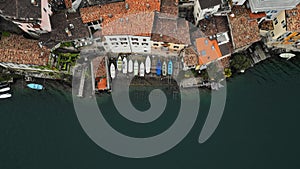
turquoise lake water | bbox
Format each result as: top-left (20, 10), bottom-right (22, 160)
top-left (0, 55), bottom-right (299, 169)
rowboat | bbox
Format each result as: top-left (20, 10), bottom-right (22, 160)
top-left (279, 53), bottom-right (295, 60)
top-left (145, 56), bottom-right (151, 74)
top-left (0, 87), bottom-right (10, 93)
top-left (117, 56), bottom-right (122, 71)
top-left (162, 61), bottom-right (167, 76)
top-left (122, 57), bottom-right (128, 74)
top-left (140, 62), bottom-right (145, 77)
top-left (110, 63), bottom-right (116, 79)
top-left (0, 93), bottom-right (11, 99)
top-left (27, 83), bottom-right (43, 90)
top-left (156, 60), bottom-right (162, 76)
top-left (168, 60), bottom-right (173, 75)
top-left (128, 59), bottom-right (133, 73)
top-left (134, 60), bottom-right (139, 76)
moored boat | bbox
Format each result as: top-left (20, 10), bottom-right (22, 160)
top-left (140, 62), bottom-right (145, 77)
top-left (134, 60), bottom-right (139, 76)
top-left (110, 63), bottom-right (116, 79)
top-left (128, 59), bottom-right (133, 73)
top-left (27, 83), bottom-right (43, 90)
top-left (145, 56), bottom-right (151, 74)
top-left (0, 87), bottom-right (10, 93)
top-left (122, 57), bottom-right (128, 74)
top-left (162, 61), bottom-right (167, 76)
top-left (168, 60), bottom-right (173, 75)
top-left (156, 60), bottom-right (162, 76)
top-left (0, 93), bottom-right (11, 99)
top-left (117, 56), bottom-right (122, 71)
top-left (279, 53), bottom-right (295, 60)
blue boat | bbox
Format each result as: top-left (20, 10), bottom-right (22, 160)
top-left (27, 83), bottom-right (43, 90)
top-left (168, 60), bottom-right (173, 75)
top-left (156, 60), bottom-right (162, 76)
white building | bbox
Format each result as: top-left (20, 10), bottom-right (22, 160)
top-left (194, 0), bottom-right (222, 25)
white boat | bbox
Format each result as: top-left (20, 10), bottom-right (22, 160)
top-left (0, 93), bottom-right (11, 99)
top-left (134, 60), bottom-right (139, 76)
top-left (128, 59), bottom-right (133, 73)
top-left (0, 87), bottom-right (10, 93)
top-left (140, 62), bottom-right (145, 77)
top-left (117, 56), bottom-right (122, 71)
top-left (145, 56), bottom-right (151, 74)
top-left (280, 53), bottom-right (295, 60)
top-left (122, 57), bottom-right (128, 74)
top-left (110, 63), bottom-right (116, 79)
top-left (162, 61), bottom-right (167, 76)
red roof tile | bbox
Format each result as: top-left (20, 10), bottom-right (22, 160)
top-left (286, 4), bottom-right (300, 32)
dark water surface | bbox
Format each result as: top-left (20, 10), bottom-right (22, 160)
top-left (0, 55), bottom-right (300, 169)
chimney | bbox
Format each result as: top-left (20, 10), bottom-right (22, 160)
top-left (108, 14), bottom-right (113, 18)
top-left (146, 3), bottom-right (150, 9)
top-left (125, 3), bottom-right (129, 10)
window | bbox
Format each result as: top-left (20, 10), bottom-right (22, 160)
top-left (121, 42), bottom-right (128, 45)
top-left (143, 38), bottom-right (147, 42)
top-left (204, 39), bottom-right (209, 45)
top-left (110, 38), bottom-right (117, 41)
top-left (173, 45), bottom-right (179, 48)
top-left (131, 38), bottom-right (139, 41)
top-left (103, 42), bottom-right (108, 45)
top-left (274, 18), bottom-right (278, 25)
top-left (270, 32), bottom-right (274, 37)
top-left (111, 42), bottom-right (119, 45)
top-left (271, 10), bottom-right (277, 13)
top-left (144, 50), bottom-right (148, 52)
top-left (119, 38), bottom-right (127, 41)
top-left (142, 43), bottom-right (149, 46)
top-left (132, 42), bottom-right (139, 45)
top-left (153, 43), bottom-right (159, 46)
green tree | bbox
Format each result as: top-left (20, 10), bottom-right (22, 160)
top-left (231, 54), bottom-right (252, 72)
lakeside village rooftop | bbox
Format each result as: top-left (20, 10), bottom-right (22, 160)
top-left (0, 34), bottom-right (50, 66)
top-left (0, 0), bottom-right (41, 19)
top-left (286, 3), bottom-right (300, 32)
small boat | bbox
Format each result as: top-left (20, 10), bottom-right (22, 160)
top-left (0, 93), bottom-right (11, 99)
top-left (279, 53), bottom-right (295, 60)
top-left (122, 57), bottom-right (128, 74)
top-left (168, 60), bottom-right (173, 75)
top-left (140, 62), bottom-right (145, 77)
top-left (0, 82), bottom-right (8, 88)
top-left (162, 61), bottom-right (167, 76)
top-left (145, 56), bottom-right (151, 74)
top-left (128, 59), bottom-right (133, 73)
top-left (27, 83), bottom-right (43, 90)
top-left (117, 56), bottom-right (122, 71)
top-left (134, 60), bottom-right (139, 76)
top-left (156, 60), bottom-right (162, 76)
top-left (110, 63), bottom-right (116, 79)
top-left (0, 87), bottom-right (10, 93)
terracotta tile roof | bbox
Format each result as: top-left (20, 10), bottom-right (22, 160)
top-left (64, 0), bottom-right (72, 9)
top-left (0, 34), bottom-right (50, 66)
top-left (102, 11), bottom-right (155, 37)
top-left (196, 38), bottom-right (222, 65)
top-left (160, 0), bottom-right (178, 16)
top-left (93, 56), bottom-right (107, 78)
top-left (228, 6), bottom-right (261, 49)
top-left (183, 47), bottom-right (198, 67)
top-left (198, 16), bottom-right (230, 36)
top-left (80, 0), bottom-right (160, 24)
top-left (151, 13), bottom-right (191, 44)
top-left (286, 4), bottom-right (300, 32)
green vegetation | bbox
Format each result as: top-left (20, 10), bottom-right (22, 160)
top-left (52, 52), bottom-right (80, 71)
top-left (224, 68), bottom-right (232, 78)
top-left (1, 31), bottom-right (10, 37)
top-left (230, 54), bottom-right (252, 72)
top-left (60, 41), bottom-right (74, 47)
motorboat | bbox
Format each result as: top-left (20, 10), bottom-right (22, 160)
top-left (122, 57), bottom-right (128, 74)
top-left (0, 87), bottom-right (10, 93)
top-left (128, 59), bottom-right (133, 73)
top-left (145, 56), bottom-right (151, 74)
top-left (140, 62), bottom-right (145, 77)
top-left (279, 53), bottom-right (295, 60)
top-left (156, 60), bottom-right (162, 76)
top-left (27, 83), bottom-right (43, 90)
top-left (134, 60), bottom-right (139, 76)
top-left (0, 93), bottom-right (11, 99)
top-left (168, 60), bottom-right (173, 75)
top-left (162, 61), bottom-right (167, 76)
top-left (110, 63), bottom-right (116, 79)
top-left (117, 56), bottom-right (122, 71)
